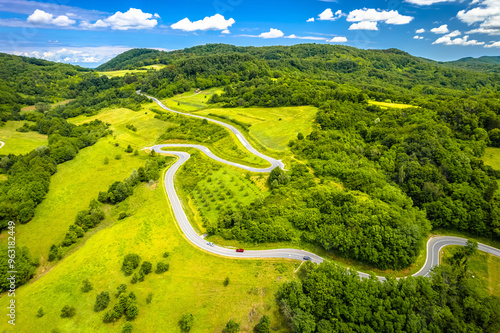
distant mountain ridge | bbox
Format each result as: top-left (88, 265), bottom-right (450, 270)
top-left (443, 56), bottom-right (500, 73)
top-left (96, 43), bottom-right (500, 75)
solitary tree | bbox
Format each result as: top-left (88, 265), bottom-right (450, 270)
top-left (81, 278), bottom-right (93, 293)
top-left (94, 291), bottom-right (111, 312)
top-left (179, 313), bottom-right (194, 332)
top-left (60, 305), bottom-right (76, 318)
top-left (254, 315), bottom-right (271, 333)
top-left (223, 319), bottom-right (240, 333)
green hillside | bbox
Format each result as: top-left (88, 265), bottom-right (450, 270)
top-left (1, 44), bottom-right (500, 332)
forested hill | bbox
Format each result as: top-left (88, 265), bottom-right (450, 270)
top-left (95, 48), bottom-right (164, 71)
top-left (444, 55), bottom-right (500, 73)
top-left (98, 44), bottom-right (499, 105)
top-left (0, 53), bottom-right (90, 122)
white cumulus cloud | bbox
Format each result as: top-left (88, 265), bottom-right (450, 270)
top-left (306, 17), bottom-right (315, 22)
top-left (286, 34), bottom-right (329, 41)
top-left (104, 8), bottom-right (157, 30)
top-left (467, 27), bottom-right (500, 35)
top-left (318, 8), bottom-right (344, 21)
top-left (433, 34), bottom-right (485, 45)
top-left (458, 0), bottom-right (500, 36)
top-left (347, 9), bottom-right (413, 25)
top-left (485, 41), bottom-right (500, 47)
top-left (171, 14), bottom-right (234, 32)
top-left (80, 19), bottom-right (109, 29)
top-left (27, 9), bottom-right (75, 27)
top-left (446, 30), bottom-right (461, 37)
top-left (431, 24), bottom-right (449, 34)
top-left (416, 28), bottom-right (425, 33)
top-left (405, 0), bottom-right (457, 5)
top-left (349, 21), bottom-right (378, 30)
top-left (259, 28), bottom-right (284, 38)
top-left (413, 35), bottom-right (424, 39)
top-left (329, 36), bottom-right (347, 42)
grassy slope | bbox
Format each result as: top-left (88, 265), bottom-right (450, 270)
top-left (0, 176), bottom-right (296, 333)
top-left (368, 100), bottom-right (416, 109)
top-left (2, 139), bottom-right (147, 261)
top-left (161, 89), bottom-right (316, 152)
top-left (0, 121), bottom-right (48, 155)
top-left (482, 147), bottom-right (500, 170)
top-left (69, 103), bottom-right (174, 149)
top-left (162, 88), bottom-right (224, 112)
top-left (97, 65), bottom-right (166, 78)
top-left (441, 246), bottom-right (500, 297)
top-left (196, 106), bottom-right (317, 152)
top-left (20, 99), bottom-right (73, 112)
top-left (1, 104), bottom-right (171, 262)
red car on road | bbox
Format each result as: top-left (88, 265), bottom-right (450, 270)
top-left (236, 249), bottom-right (244, 252)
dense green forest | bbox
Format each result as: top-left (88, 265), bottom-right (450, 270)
top-left (277, 246), bottom-right (500, 333)
top-left (0, 53), bottom-right (91, 123)
top-left (444, 56), bottom-right (500, 73)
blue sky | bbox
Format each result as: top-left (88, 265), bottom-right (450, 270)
top-left (1, 0), bottom-right (499, 67)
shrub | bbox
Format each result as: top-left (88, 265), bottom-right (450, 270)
top-left (140, 261), bottom-right (152, 275)
top-left (94, 291), bottom-right (111, 312)
top-left (223, 277), bottom-right (230, 287)
top-left (156, 262), bottom-right (169, 274)
top-left (122, 253), bottom-right (141, 275)
top-left (60, 305), bottom-right (76, 318)
top-left (122, 322), bottom-right (133, 333)
top-left (116, 284), bottom-right (127, 297)
top-left (223, 319), bottom-right (240, 333)
top-left (81, 279), bottom-right (93, 293)
top-left (146, 292), bottom-right (153, 304)
top-left (179, 313), bottom-right (194, 332)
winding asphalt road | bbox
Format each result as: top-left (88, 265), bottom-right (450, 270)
top-left (141, 92), bottom-right (500, 279)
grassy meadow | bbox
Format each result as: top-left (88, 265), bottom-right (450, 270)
top-left (196, 106), bottom-right (317, 152)
top-left (441, 245), bottom-right (500, 297)
top-left (0, 120), bottom-right (48, 155)
top-left (0, 173), bottom-right (297, 333)
top-left (161, 88), bottom-right (224, 112)
top-left (69, 103), bottom-right (174, 149)
top-left (367, 100), bottom-right (416, 109)
top-left (482, 147), bottom-right (500, 170)
top-left (98, 65), bottom-right (166, 78)
top-left (2, 139), bottom-right (148, 263)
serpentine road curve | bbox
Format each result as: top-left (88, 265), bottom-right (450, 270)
top-left (0, 141), bottom-right (4, 149)
top-left (141, 92), bottom-right (500, 280)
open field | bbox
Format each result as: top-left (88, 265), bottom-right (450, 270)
top-left (0, 120), bottom-right (48, 155)
top-left (98, 65), bottom-right (166, 77)
top-left (69, 103), bottom-right (174, 149)
top-left (141, 64), bottom-right (166, 70)
top-left (0, 174), bottom-right (297, 333)
top-left (161, 88), bottom-right (224, 112)
top-left (368, 100), bottom-right (416, 109)
top-left (0, 139), bottom-right (148, 261)
top-left (441, 245), bottom-right (500, 297)
top-left (183, 156), bottom-right (267, 234)
top-left (196, 106), bottom-right (317, 151)
top-left (21, 99), bottom-right (73, 112)
top-left (482, 147), bottom-right (500, 170)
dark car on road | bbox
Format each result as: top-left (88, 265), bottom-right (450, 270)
top-left (236, 249), bottom-right (244, 252)
top-left (303, 256), bottom-right (312, 261)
